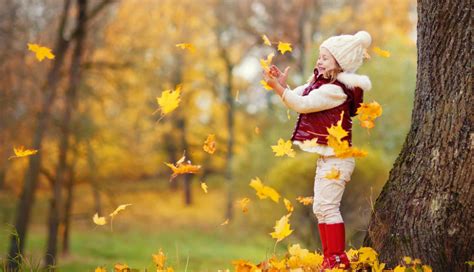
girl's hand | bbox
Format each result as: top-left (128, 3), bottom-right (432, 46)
top-left (270, 65), bottom-right (290, 87)
top-left (263, 69), bottom-right (281, 90)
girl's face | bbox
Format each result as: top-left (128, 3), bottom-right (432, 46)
top-left (316, 47), bottom-right (339, 75)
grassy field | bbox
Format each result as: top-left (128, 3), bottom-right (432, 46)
top-left (0, 178), bottom-right (300, 271)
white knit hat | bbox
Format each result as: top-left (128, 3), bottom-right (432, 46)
top-left (320, 31), bottom-right (372, 73)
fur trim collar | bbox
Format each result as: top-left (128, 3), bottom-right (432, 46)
top-left (336, 72), bottom-right (372, 91)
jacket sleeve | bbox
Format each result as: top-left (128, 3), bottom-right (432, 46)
top-left (281, 84), bottom-right (347, 114)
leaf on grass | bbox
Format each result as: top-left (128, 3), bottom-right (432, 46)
top-left (152, 249), bottom-right (166, 269)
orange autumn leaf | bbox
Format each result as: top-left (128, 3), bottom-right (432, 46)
top-left (94, 267), bottom-right (107, 272)
top-left (284, 198), bottom-right (294, 213)
top-left (326, 111), bottom-right (348, 144)
top-left (28, 43), bottom-right (55, 61)
top-left (8, 146), bottom-right (39, 160)
top-left (325, 167), bottom-right (340, 180)
top-left (373, 46), bottom-right (391, 58)
top-left (357, 101), bottom-right (383, 130)
top-left (277, 42), bottom-right (292, 55)
top-left (271, 138), bottom-right (295, 158)
top-left (165, 154), bottom-right (201, 181)
top-left (114, 263), bottom-right (129, 272)
top-left (237, 197), bottom-right (250, 213)
top-left (175, 43), bottom-right (195, 53)
top-left (232, 259), bottom-right (257, 272)
top-left (203, 134), bottom-right (216, 154)
top-left (249, 177), bottom-right (280, 203)
top-left (270, 214), bottom-right (293, 242)
top-left (156, 85), bottom-right (182, 115)
top-left (296, 196), bottom-right (313, 206)
top-left (152, 249), bottom-right (167, 269)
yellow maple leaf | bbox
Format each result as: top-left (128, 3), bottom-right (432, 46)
top-left (201, 182), bottom-right (208, 193)
top-left (296, 196), bottom-right (313, 206)
top-left (8, 146), bottom-right (39, 160)
top-left (394, 265), bottom-right (406, 272)
top-left (403, 256), bottom-right (412, 265)
top-left (260, 79), bottom-right (272, 90)
top-left (28, 43), bottom-right (55, 61)
top-left (237, 197), bottom-right (250, 213)
top-left (284, 198), bottom-right (294, 213)
top-left (92, 213), bottom-right (107, 226)
top-left (114, 263), bottom-right (129, 272)
top-left (152, 249), bottom-right (166, 269)
top-left (356, 101), bottom-right (382, 130)
top-left (156, 85), bottom-right (182, 115)
top-left (277, 42), bottom-right (292, 54)
top-left (109, 204), bottom-right (132, 217)
top-left (422, 265), bottom-right (433, 272)
top-left (270, 214), bottom-right (293, 242)
top-left (326, 112), bottom-right (348, 144)
top-left (165, 154), bottom-right (201, 181)
top-left (232, 259), bottom-right (257, 272)
top-left (203, 134), bottom-right (216, 154)
top-left (358, 247), bottom-right (378, 264)
top-left (94, 267), bottom-right (107, 272)
top-left (249, 177), bottom-right (280, 203)
top-left (175, 43), bottom-right (195, 53)
top-left (269, 256), bottom-right (286, 269)
top-left (260, 52), bottom-right (274, 72)
top-left (325, 167), bottom-right (340, 180)
top-left (262, 34), bottom-right (272, 46)
top-left (373, 46), bottom-right (391, 58)
top-left (271, 138), bottom-right (295, 157)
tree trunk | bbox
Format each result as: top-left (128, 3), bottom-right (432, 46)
top-left (7, 0), bottom-right (73, 268)
top-left (44, 0), bottom-right (87, 268)
top-left (61, 157), bottom-right (77, 256)
top-left (363, 1), bottom-right (472, 271)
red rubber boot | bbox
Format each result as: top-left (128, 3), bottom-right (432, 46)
top-left (318, 223), bottom-right (329, 268)
top-left (323, 222), bottom-right (350, 270)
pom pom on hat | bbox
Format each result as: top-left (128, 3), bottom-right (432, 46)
top-left (354, 31), bottom-right (372, 48)
top-left (320, 30), bottom-right (372, 73)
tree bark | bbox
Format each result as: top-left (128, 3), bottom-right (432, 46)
top-left (363, 1), bottom-right (473, 271)
top-left (44, 0), bottom-right (87, 268)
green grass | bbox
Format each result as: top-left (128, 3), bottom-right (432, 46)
top-left (1, 225), bottom-right (288, 272)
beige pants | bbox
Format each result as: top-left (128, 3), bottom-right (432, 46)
top-left (313, 156), bottom-right (355, 224)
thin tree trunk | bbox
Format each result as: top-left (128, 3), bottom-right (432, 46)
top-left (87, 140), bottom-right (102, 215)
top-left (44, 0), bottom-right (87, 268)
top-left (363, 1), bottom-right (472, 271)
top-left (7, 0), bottom-right (73, 268)
top-left (62, 156), bottom-right (77, 255)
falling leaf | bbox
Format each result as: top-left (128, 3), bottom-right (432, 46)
top-left (373, 46), bottom-right (391, 58)
top-left (326, 112), bottom-right (348, 144)
top-left (270, 214), bottom-right (293, 242)
top-left (249, 177), bottom-right (280, 203)
top-left (284, 198), bottom-right (294, 213)
top-left (325, 167), bottom-right (340, 180)
top-left (262, 34), bottom-right (272, 46)
top-left (271, 138), bottom-right (295, 158)
top-left (296, 196), bottom-right (313, 206)
top-left (8, 146), bottom-right (39, 160)
top-left (165, 154), bottom-right (201, 181)
top-left (203, 134), bottom-right (216, 154)
top-left (254, 126), bottom-right (260, 135)
top-left (175, 43), bottom-right (195, 53)
top-left (221, 218), bottom-right (229, 226)
top-left (277, 42), bottom-right (292, 55)
top-left (260, 52), bottom-right (274, 72)
top-left (109, 204), bottom-right (132, 218)
top-left (156, 85), bottom-right (182, 115)
top-left (28, 43), bottom-right (55, 61)
top-left (93, 213), bottom-right (107, 226)
top-left (357, 101), bottom-right (383, 130)
top-left (237, 197), bottom-right (250, 213)
top-left (260, 80), bottom-right (272, 90)
top-left (114, 263), bottom-right (129, 272)
top-left (201, 182), bottom-right (208, 193)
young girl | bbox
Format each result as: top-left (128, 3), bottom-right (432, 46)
top-left (263, 31), bottom-right (372, 270)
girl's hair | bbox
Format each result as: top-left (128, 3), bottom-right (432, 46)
top-left (307, 61), bottom-right (343, 84)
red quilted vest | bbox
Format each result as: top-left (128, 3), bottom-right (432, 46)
top-left (290, 71), bottom-right (363, 146)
